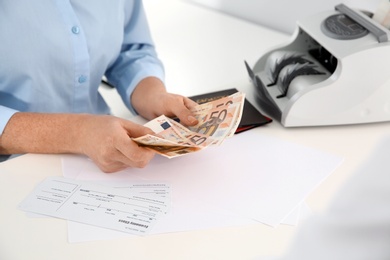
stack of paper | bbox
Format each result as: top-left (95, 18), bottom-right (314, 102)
top-left (60, 130), bottom-right (343, 242)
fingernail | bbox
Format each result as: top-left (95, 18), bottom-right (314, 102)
top-left (188, 116), bottom-right (197, 124)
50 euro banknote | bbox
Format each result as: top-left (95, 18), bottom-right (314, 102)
top-left (132, 92), bottom-right (245, 158)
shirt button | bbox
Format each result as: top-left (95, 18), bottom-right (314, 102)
top-left (78, 75), bottom-right (87, 84)
top-left (71, 26), bottom-right (80, 34)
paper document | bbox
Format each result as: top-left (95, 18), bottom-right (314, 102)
top-left (63, 130), bottom-right (343, 230)
top-left (19, 177), bottom-right (170, 235)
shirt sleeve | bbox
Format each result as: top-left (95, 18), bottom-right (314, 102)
top-left (0, 106), bottom-right (18, 135)
top-left (105, 0), bottom-right (165, 115)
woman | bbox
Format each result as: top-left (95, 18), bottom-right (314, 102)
top-left (0, 0), bottom-right (198, 172)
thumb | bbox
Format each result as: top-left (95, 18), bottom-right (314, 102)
top-left (175, 98), bottom-right (199, 126)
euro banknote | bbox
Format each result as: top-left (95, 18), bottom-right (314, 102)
top-left (132, 92), bottom-right (245, 158)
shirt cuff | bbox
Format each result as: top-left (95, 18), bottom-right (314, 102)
top-left (0, 106), bottom-right (19, 134)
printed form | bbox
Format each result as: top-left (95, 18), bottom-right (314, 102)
top-left (19, 177), bottom-right (170, 235)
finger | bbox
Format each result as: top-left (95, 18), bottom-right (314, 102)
top-left (99, 141), bottom-right (155, 170)
top-left (91, 150), bottom-right (129, 173)
top-left (97, 160), bottom-right (128, 173)
top-left (95, 120), bottom-right (155, 170)
top-left (173, 97), bottom-right (199, 126)
top-left (183, 97), bottom-right (199, 109)
top-left (115, 137), bottom-right (156, 168)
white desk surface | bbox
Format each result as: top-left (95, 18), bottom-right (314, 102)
top-left (2, 1), bottom-right (390, 259)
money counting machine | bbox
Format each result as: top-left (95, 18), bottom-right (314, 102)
top-left (246, 3), bottom-right (390, 127)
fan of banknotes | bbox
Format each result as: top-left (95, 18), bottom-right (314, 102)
top-left (132, 92), bottom-right (245, 158)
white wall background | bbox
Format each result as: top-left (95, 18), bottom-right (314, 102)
top-left (185, 0), bottom-right (382, 34)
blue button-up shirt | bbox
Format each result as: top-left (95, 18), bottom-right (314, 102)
top-left (0, 0), bottom-right (165, 134)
